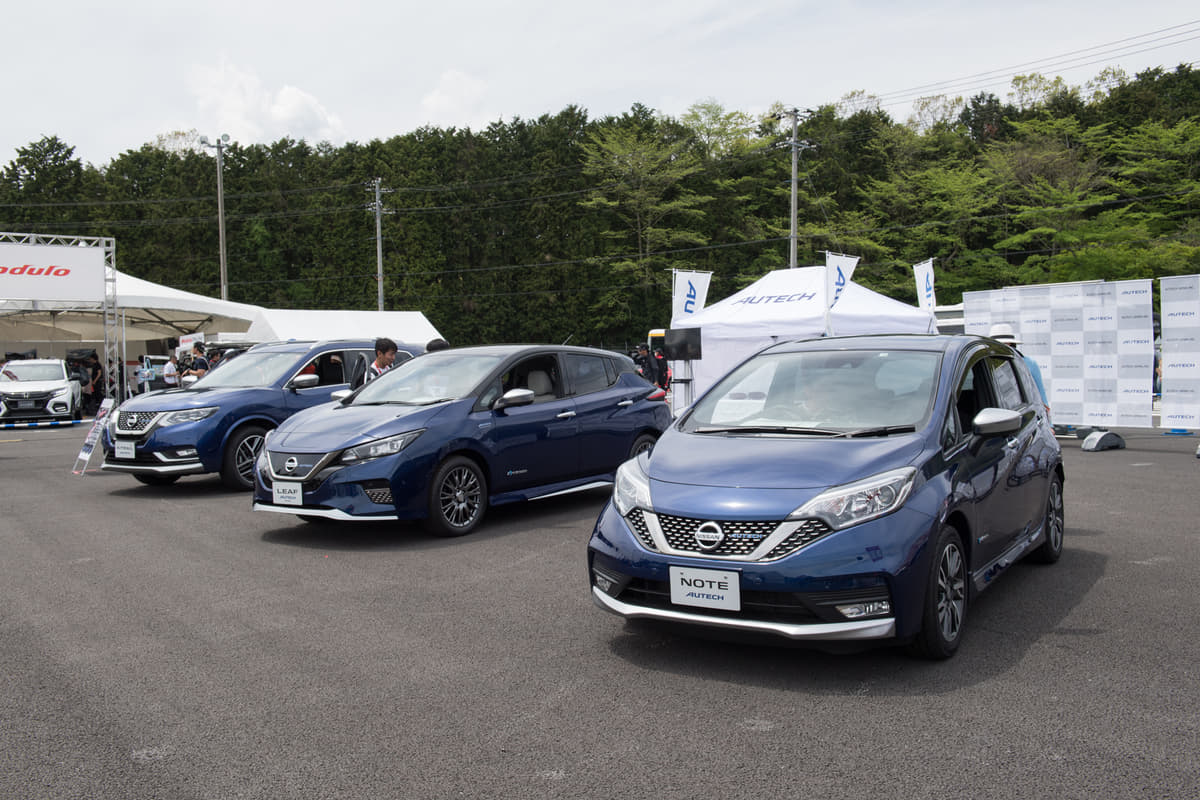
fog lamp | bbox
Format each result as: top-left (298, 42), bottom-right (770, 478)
top-left (835, 600), bottom-right (891, 619)
top-left (176, 447), bottom-right (198, 457)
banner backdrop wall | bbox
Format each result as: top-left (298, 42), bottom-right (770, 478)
top-left (0, 242), bottom-right (106, 302)
top-left (1159, 274), bottom-right (1200, 429)
top-left (963, 279), bottom-right (1155, 428)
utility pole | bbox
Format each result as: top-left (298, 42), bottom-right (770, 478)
top-left (199, 134), bottom-right (230, 299)
top-left (772, 109), bottom-right (813, 268)
top-left (369, 178), bottom-right (394, 311)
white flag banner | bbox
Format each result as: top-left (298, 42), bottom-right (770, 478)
top-left (669, 270), bottom-right (713, 326)
top-left (1159, 274), bottom-right (1200, 430)
top-left (912, 259), bottom-right (937, 313)
top-left (824, 253), bottom-right (859, 335)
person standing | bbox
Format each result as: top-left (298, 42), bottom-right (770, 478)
top-left (636, 344), bottom-right (659, 387)
top-left (183, 343), bottom-right (210, 379)
top-left (163, 354), bottom-right (179, 388)
top-left (368, 337), bottom-right (398, 381)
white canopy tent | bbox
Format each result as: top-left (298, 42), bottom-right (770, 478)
top-left (0, 270), bottom-right (263, 356)
top-left (670, 267), bottom-right (937, 410)
top-left (244, 309), bottom-right (441, 347)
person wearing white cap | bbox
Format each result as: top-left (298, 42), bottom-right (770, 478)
top-left (989, 323), bottom-right (1048, 407)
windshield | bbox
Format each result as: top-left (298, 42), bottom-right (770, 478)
top-left (187, 351), bottom-right (304, 388)
top-left (681, 349), bottom-right (940, 434)
top-left (1, 363), bottom-right (68, 382)
top-left (353, 352), bottom-right (505, 405)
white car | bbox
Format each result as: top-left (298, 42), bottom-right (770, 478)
top-left (0, 359), bottom-right (84, 421)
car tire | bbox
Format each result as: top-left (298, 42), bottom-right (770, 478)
top-left (72, 399), bottom-right (82, 421)
top-left (424, 455), bottom-right (487, 537)
top-left (629, 433), bottom-right (657, 459)
top-left (134, 474), bottom-right (179, 486)
top-left (908, 524), bottom-right (968, 660)
top-left (220, 425), bottom-right (268, 491)
top-left (1028, 473), bottom-right (1064, 564)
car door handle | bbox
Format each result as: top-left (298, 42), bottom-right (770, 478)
top-left (556, 410), bottom-right (577, 419)
top-left (617, 399), bottom-right (634, 407)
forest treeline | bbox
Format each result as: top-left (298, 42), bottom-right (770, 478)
top-left (2, 65), bottom-right (1198, 349)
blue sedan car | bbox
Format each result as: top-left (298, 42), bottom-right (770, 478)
top-left (252, 345), bottom-right (671, 536)
top-left (588, 334), bottom-right (1065, 659)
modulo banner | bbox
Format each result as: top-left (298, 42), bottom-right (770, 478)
top-left (1159, 274), bottom-right (1200, 430)
top-left (0, 241), bottom-right (106, 302)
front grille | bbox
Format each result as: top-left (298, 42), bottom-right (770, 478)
top-left (626, 509), bottom-right (658, 550)
top-left (118, 411), bottom-right (158, 432)
top-left (657, 514), bottom-right (779, 557)
top-left (268, 451), bottom-right (328, 481)
top-left (763, 519), bottom-right (834, 559)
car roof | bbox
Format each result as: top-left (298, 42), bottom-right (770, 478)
top-left (2, 358), bottom-right (65, 366)
top-left (427, 344), bottom-right (631, 358)
top-left (243, 339), bottom-right (391, 354)
top-left (762, 333), bottom-right (990, 359)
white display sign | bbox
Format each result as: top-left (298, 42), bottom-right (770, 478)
top-left (1159, 274), bottom-right (1200, 430)
top-left (0, 242), bottom-right (105, 302)
top-left (1114, 280), bottom-right (1154, 428)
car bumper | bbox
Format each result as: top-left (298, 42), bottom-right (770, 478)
top-left (587, 499), bottom-right (939, 643)
top-left (100, 425), bottom-right (216, 476)
top-left (252, 448), bottom-right (439, 521)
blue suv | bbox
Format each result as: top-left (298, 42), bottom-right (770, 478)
top-left (101, 339), bottom-right (420, 489)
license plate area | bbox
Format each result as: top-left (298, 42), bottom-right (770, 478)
top-left (273, 481), bottom-right (303, 506)
top-left (669, 566), bottom-right (741, 611)
top-left (115, 440), bottom-right (136, 459)
top-left (17, 400), bottom-right (37, 409)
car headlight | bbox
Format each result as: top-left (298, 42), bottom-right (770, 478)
top-left (338, 430), bottom-right (424, 464)
top-left (158, 406), bottom-right (219, 427)
top-left (790, 467), bottom-right (916, 530)
top-left (52, 386), bottom-right (71, 397)
top-left (613, 457), bottom-right (652, 516)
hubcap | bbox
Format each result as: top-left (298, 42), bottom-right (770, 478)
top-left (236, 434), bottom-right (265, 481)
top-left (936, 543), bottom-right (966, 642)
top-left (1047, 481), bottom-right (1064, 551)
top-left (440, 466), bottom-right (481, 528)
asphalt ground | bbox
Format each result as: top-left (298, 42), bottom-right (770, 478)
top-left (1, 422), bottom-right (1197, 799)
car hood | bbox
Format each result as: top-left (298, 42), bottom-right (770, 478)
top-left (646, 428), bottom-right (926, 519)
top-left (0, 380), bottom-right (71, 393)
top-left (117, 385), bottom-right (275, 411)
top-left (270, 400), bottom-right (455, 452)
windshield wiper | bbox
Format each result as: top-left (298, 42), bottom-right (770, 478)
top-left (834, 425), bottom-right (917, 438)
top-left (694, 425), bottom-right (841, 436)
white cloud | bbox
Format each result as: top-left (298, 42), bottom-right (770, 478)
top-left (187, 59), bottom-right (345, 147)
top-left (419, 70), bottom-right (490, 129)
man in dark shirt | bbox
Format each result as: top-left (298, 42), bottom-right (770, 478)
top-left (183, 343), bottom-right (210, 379)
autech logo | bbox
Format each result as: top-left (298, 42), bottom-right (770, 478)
top-left (0, 264), bottom-right (71, 276)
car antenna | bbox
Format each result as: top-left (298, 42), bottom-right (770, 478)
top-left (561, 334), bottom-right (573, 345)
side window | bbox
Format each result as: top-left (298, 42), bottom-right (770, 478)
top-left (393, 349), bottom-right (413, 366)
top-left (952, 360), bottom-right (989, 436)
top-left (988, 357), bottom-right (1024, 411)
top-left (313, 351), bottom-right (346, 386)
top-left (509, 355), bottom-right (561, 402)
top-left (566, 354), bottom-right (614, 396)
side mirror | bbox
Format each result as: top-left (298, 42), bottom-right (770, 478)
top-left (971, 407), bottom-right (1021, 437)
top-left (291, 373), bottom-right (320, 390)
top-left (493, 387), bottom-right (535, 411)
top-left (181, 375), bottom-right (198, 387)
top-left (330, 389), bottom-right (352, 403)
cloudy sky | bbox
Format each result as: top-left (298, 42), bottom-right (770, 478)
top-left (4, 1), bottom-right (1197, 166)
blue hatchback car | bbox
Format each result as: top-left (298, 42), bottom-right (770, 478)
top-left (101, 339), bottom-right (420, 489)
top-left (588, 334), bottom-right (1065, 659)
top-left (252, 344), bottom-right (672, 536)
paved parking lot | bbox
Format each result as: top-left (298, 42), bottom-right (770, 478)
top-left (1, 423), bottom-right (1197, 799)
